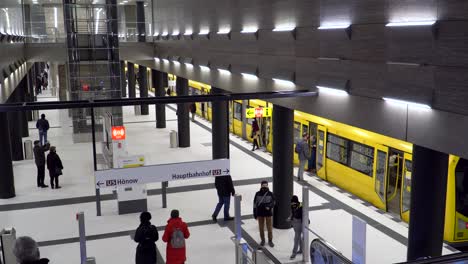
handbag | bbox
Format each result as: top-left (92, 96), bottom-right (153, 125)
top-left (55, 167), bottom-right (63, 176)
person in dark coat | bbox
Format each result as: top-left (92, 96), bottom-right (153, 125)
top-left (211, 175), bottom-right (235, 222)
top-left (36, 114), bottom-right (50, 146)
top-left (13, 236), bottom-right (49, 264)
top-left (33, 140), bottom-right (50, 188)
top-left (134, 212), bottom-right (159, 264)
top-left (251, 119), bottom-right (260, 151)
top-left (46, 146), bottom-right (63, 189)
top-left (253, 180), bottom-right (276, 247)
top-left (289, 195), bottom-right (304, 260)
top-left (189, 103), bottom-right (196, 122)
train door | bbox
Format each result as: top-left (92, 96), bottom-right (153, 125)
top-left (229, 101), bottom-right (234, 133)
top-left (309, 122), bottom-right (318, 173)
top-left (373, 145), bottom-right (389, 211)
top-left (316, 125), bottom-right (327, 180)
top-left (401, 153), bottom-right (413, 222)
top-left (201, 88), bottom-right (207, 119)
top-left (385, 149), bottom-right (404, 216)
top-left (260, 116), bottom-right (272, 151)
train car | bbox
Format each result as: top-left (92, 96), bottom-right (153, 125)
top-left (156, 77), bottom-right (468, 245)
top-left (188, 80), bottom-right (212, 121)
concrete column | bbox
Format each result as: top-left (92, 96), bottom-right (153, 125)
top-left (50, 62), bottom-right (58, 97)
top-left (138, 65), bottom-right (148, 115)
top-left (58, 64), bottom-right (68, 101)
top-left (407, 145), bottom-right (449, 261)
top-left (18, 80), bottom-right (29, 138)
top-left (136, 1), bottom-right (146, 42)
top-left (0, 112), bottom-right (15, 198)
top-left (152, 69), bottom-right (166, 128)
top-left (120, 61), bottom-right (127, 97)
top-left (272, 104), bottom-right (294, 229)
top-left (8, 110), bottom-right (24, 161)
top-left (211, 87), bottom-right (229, 159)
top-left (176, 77), bottom-right (190, 148)
top-left (127, 62), bottom-right (135, 98)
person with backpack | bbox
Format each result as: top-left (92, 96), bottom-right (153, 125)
top-left (289, 195), bottom-right (304, 260)
top-left (134, 212), bottom-right (159, 264)
top-left (295, 132), bottom-right (310, 181)
top-left (253, 181), bottom-right (276, 247)
top-left (162, 210), bottom-right (190, 264)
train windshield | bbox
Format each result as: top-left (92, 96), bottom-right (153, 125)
top-left (455, 158), bottom-right (468, 217)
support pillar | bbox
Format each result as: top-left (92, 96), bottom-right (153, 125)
top-left (407, 145), bottom-right (449, 261)
top-left (138, 65), bottom-right (148, 115)
top-left (8, 110), bottom-right (24, 161)
top-left (211, 87), bottom-right (229, 159)
top-left (120, 61), bottom-right (127, 97)
top-left (18, 80), bottom-right (29, 138)
top-left (272, 104), bottom-right (294, 229)
top-left (127, 62), bottom-right (135, 98)
top-left (0, 112), bottom-right (15, 198)
top-left (176, 77), bottom-right (190, 148)
top-left (152, 69), bottom-right (166, 128)
top-left (136, 1), bottom-right (146, 42)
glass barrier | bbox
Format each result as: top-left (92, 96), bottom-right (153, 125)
top-left (310, 238), bottom-right (352, 264)
top-left (397, 253), bottom-right (468, 264)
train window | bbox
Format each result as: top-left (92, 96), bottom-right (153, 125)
top-left (234, 102), bottom-right (242, 121)
top-left (294, 122), bottom-right (301, 142)
top-left (375, 150), bottom-right (387, 202)
top-left (349, 142), bottom-right (374, 176)
top-left (317, 130), bottom-right (325, 171)
top-left (326, 134), bottom-right (348, 165)
top-left (402, 160), bottom-right (412, 213)
top-left (455, 158), bottom-right (468, 217)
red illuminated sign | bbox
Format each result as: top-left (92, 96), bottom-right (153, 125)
top-left (112, 126), bottom-right (126, 140)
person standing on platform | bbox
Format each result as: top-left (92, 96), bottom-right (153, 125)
top-left (134, 212), bottom-right (159, 264)
top-left (162, 210), bottom-right (190, 264)
top-left (251, 119), bottom-right (260, 151)
top-left (33, 140), bottom-right (50, 188)
top-left (36, 76), bottom-right (42, 94)
top-left (46, 146), bottom-right (63, 189)
top-left (253, 181), bottom-right (276, 247)
top-left (211, 175), bottom-right (235, 222)
top-left (189, 103), bottom-right (196, 122)
top-left (289, 195), bottom-right (304, 260)
top-left (36, 114), bottom-right (50, 146)
top-left (307, 135), bottom-right (317, 173)
top-left (296, 132), bottom-right (310, 181)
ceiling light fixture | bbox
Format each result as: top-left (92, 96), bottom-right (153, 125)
top-left (272, 25), bottom-right (295, 32)
top-left (198, 29), bottom-right (209, 35)
top-left (318, 24), bottom-right (350, 30)
top-left (184, 30), bottom-right (193, 35)
top-left (386, 21), bottom-right (436, 27)
top-left (241, 73), bottom-right (258, 80)
top-left (217, 28), bottom-right (231, 34)
top-left (383, 97), bottom-right (431, 109)
top-left (171, 31), bottom-right (180, 36)
top-left (199, 65), bottom-right (210, 71)
top-left (317, 86), bottom-right (348, 96)
top-left (218, 68), bottom-right (230, 74)
top-left (273, 78), bottom-right (295, 85)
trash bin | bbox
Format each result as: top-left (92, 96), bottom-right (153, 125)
top-left (0, 228), bottom-right (16, 264)
top-left (85, 257), bottom-right (96, 264)
top-left (170, 130), bottom-right (178, 148)
top-left (24, 140), bottom-right (33, 160)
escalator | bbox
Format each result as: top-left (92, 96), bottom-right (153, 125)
top-left (310, 238), bottom-right (352, 264)
top-left (396, 253), bottom-right (468, 264)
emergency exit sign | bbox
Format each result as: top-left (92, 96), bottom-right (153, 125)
top-left (246, 107), bottom-right (271, 119)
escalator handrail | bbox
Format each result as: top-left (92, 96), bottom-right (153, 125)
top-left (310, 238), bottom-right (353, 264)
top-left (396, 252), bottom-right (468, 264)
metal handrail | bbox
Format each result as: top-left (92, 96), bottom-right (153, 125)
top-left (396, 252), bottom-right (468, 264)
top-left (306, 227), bottom-right (352, 264)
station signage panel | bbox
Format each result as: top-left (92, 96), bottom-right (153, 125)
top-left (246, 107), bottom-right (271, 119)
top-left (95, 159), bottom-right (230, 189)
top-left (112, 126), bottom-right (126, 140)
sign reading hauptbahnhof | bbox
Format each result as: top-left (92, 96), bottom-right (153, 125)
top-left (246, 107), bottom-right (271, 119)
top-left (95, 159), bottom-right (230, 189)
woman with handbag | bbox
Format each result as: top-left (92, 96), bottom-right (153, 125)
top-left (46, 146), bottom-right (64, 189)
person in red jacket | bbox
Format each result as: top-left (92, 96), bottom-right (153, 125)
top-left (162, 210), bottom-right (190, 264)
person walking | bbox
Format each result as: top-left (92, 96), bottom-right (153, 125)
top-left (46, 146), bottom-right (63, 189)
top-left (251, 119), bottom-right (260, 151)
top-left (33, 140), bottom-right (50, 188)
top-left (296, 132), bottom-right (311, 181)
top-left (289, 195), bottom-right (304, 260)
top-left (253, 181), bottom-right (276, 247)
top-left (189, 103), bottom-right (196, 122)
top-left (36, 114), bottom-right (50, 146)
top-left (162, 210), bottom-right (190, 264)
top-left (307, 135), bottom-right (317, 173)
top-left (211, 175), bottom-right (235, 222)
top-left (13, 236), bottom-right (49, 264)
top-left (134, 212), bottom-right (159, 264)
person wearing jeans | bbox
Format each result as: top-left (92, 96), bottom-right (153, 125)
top-left (296, 133), bottom-right (311, 181)
top-left (289, 195), bottom-right (304, 260)
top-left (212, 175), bottom-right (235, 222)
top-left (36, 114), bottom-right (50, 146)
top-left (253, 181), bottom-right (276, 247)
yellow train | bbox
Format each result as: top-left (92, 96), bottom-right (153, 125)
top-left (161, 77), bottom-right (468, 246)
